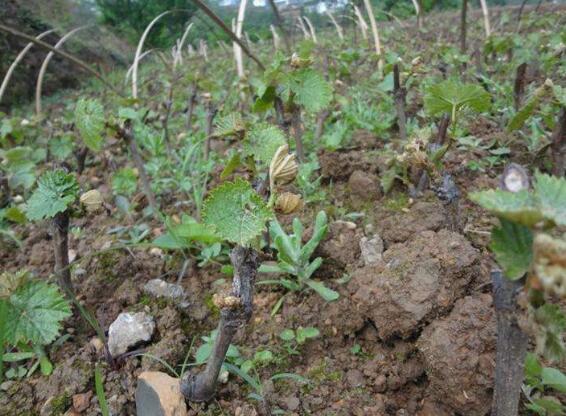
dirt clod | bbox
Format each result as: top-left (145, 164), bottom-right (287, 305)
top-left (350, 229), bottom-right (480, 340)
top-left (418, 294), bottom-right (496, 416)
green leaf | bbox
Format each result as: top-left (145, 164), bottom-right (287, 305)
top-left (4, 280), bottom-right (71, 345)
top-left (95, 363), bottom-right (110, 416)
top-left (223, 363), bottom-right (262, 392)
top-left (271, 372), bottom-right (311, 385)
top-left (0, 270), bottom-right (30, 298)
top-left (470, 173), bottom-right (566, 228)
top-left (489, 219), bottom-right (533, 280)
top-left (49, 135), bottom-right (74, 161)
top-left (75, 98), bottom-right (105, 152)
top-left (469, 189), bottom-right (541, 227)
top-left (300, 211), bottom-right (327, 263)
top-left (221, 153), bottom-right (242, 180)
top-left (254, 350), bottom-right (273, 363)
top-left (525, 352), bottom-right (543, 383)
top-left (152, 234), bottom-right (186, 250)
top-left (4, 207), bottom-right (26, 224)
top-left (296, 327), bottom-right (320, 344)
top-left (175, 222), bottom-right (221, 244)
top-left (542, 367), bottom-right (566, 393)
top-left (286, 69), bottom-right (332, 113)
top-left (202, 179), bottom-right (272, 246)
top-left (26, 170), bottom-right (79, 221)
top-left (302, 257), bottom-right (323, 280)
top-left (214, 113), bottom-right (245, 138)
top-left (507, 82), bottom-right (552, 132)
top-left (111, 168), bottom-right (138, 197)
top-left (528, 398), bottom-right (565, 414)
top-left (534, 303), bottom-right (566, 362)
top-left (279, 329), bottom-right (295, 341)
top-left (534, 172), bottom-right (566, 227)
top-left (252, 85), bottom-right (276, 113)
top-left (2, 352), bottom-right (35, 362)
top-left (243, 123), bottom-right (287, 167)
top-left (304, 280), bottom-right (339, 302)
top-left (424, 80), bottom-right (491, 117)
top-left (195, 342), bottom-right (213, 364)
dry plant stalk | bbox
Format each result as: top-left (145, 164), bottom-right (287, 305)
top-left (132, 10), bottom-right (177, 99)
top-left (326, 11), bottom-right (344, 40)
top-left (479, 0), bottom-right (491, 37)
top-left (35, 26), bottom-right (88, 116)
top-left (303, 16), bottom-right (318, 44)
top-left (0, 29), bottom-right (55, 104)
top-left (297, 16), bottom-right (310, 40)
top-left (125, 50), bottom-right (153, 84)
top-left (353, 5), bottom-right (369, 41)
top-left (270, 24), bottom-right (281, 50)
top-left (411, 0), bottom-right (422, 29)
top-left (233, 0), bottom-right (248, 80)
top-left (362, 0), bottom-right (383, 72)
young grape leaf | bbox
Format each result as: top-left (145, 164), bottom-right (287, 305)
top-left (489, 219), bottom-right (533, 280)
top-left (214, 113), bottom-right (245, 138)
top-left (282, 69), bottom-right (332, 113)
top-left (75, 98), bottom-right (105, 152)
top-left (469, 189), bottom-right (540, 227)
top-left (202, 179), bottom-right (273, 246)
top-left (534, 303), bottom-right (566, 362)
top-left (469, 173), bottom-right (566, 228)
top-left (4, 280), bottom-right (71, 345)
top-left (424, 80), bottom-right (491, 117)
top-left (533, 172), bottom-right (566, 227)
top-left (243, 123), bottom-right (287, 166)
top-left (507, 81), bottom-right (553, 132)
top-left (26, 170), bottom-right (79, 221)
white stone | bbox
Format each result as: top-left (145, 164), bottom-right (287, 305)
top-left (359, 235), bottom-right (384, 266)
top-left (143, 279), bottom-right (189, 308)
top-left (108, 312), bottom-right (155, 357)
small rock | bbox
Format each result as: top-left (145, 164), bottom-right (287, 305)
top-left (143, 279), bottom-right (189, 308)
top-left (108, 312), bottom-right (155, 357)
top-left (150, 247), bottom-right (164, 258)
top-left (68, 249), bottom-right (77, 263)
top-left (0, 381), bottom-right (14, 391)
top-left (359, 235), bottom-right (384, 266)
top-left (115, 279), bottom-right (141, 305)
top-left (346, 369), bottom-right (365, 387)
top-left (282, 396), bottom-right (300, 411)
top-left (136, 371), bottom-right (187, 416)
top-left (348, 170), bottom-right (380, 200)
top-left (72, 391), bottom-right (92, 412)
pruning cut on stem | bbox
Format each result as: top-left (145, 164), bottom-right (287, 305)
top-left (180, 246), bottom-right (259, 402)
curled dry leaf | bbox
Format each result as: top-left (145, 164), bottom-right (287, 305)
top-left (275, 192), bottom-right (303, 214)
top-left (269, 144), bottom-right (298, 190)
top-left (533, 234), bottom-right (566, 298)
top-left (80, 189), bottom-right (104, 213)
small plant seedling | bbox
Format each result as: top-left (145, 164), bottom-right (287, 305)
top-left (279, 327), bottom-right (320, 355)
top-left (523, 353), bottom-right (566, 415)
top-left (259, 210), bottom-right (338, 312)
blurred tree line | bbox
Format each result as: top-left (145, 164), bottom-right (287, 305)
top-left (93, 0), bottom-right (541, 48)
